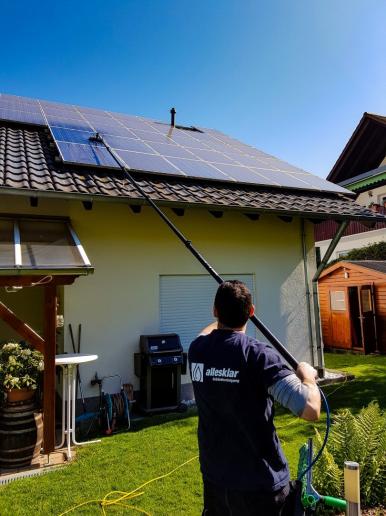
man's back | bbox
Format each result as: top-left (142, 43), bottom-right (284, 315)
top-left (189, 329), bottom-right (293, 492)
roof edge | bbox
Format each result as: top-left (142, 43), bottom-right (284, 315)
top-left (319, 259), bottom-right (386, 280)
top-left (327, 113), bottom-right (370, 182)
top-left (0, 185), bottom-right (384, 223)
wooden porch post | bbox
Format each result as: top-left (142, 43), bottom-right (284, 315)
top-left (43, 285), bottom-right (57, 454)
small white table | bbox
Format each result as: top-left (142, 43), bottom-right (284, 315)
top-left (55, 353), bottom-right (99, 459)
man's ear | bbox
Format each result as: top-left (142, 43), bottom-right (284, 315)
top-left (249, 305), bottom-right (255, 317)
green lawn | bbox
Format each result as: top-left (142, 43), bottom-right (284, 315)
top-left (0, 353), bottom-right (385, 516)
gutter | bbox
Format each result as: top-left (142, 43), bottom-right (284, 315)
top-left (312, 220), bottom-right (349, 377)
top-left (301, 219), bottom-right (314, 363)
top-left (0, 186), bottom-right (384, 223)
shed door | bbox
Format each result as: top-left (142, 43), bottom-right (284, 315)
top-left (160, 274), bottom-right (255, 351)
top-left (329, 288), bottom-right (351, 348)
top-left (358, 284), bottom-right (378, 354)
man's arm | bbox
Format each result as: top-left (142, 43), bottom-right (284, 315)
top-left (268, 362), bottom-right (321, 422)
top-left (296, 362), bottom-right (321, 421)
top-left (198, 321), bottom-right (218, 336)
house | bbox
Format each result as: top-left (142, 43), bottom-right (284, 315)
top-left (0, 93), bottom-right (383, 453)
top-left (318, 260), bottom-right (386, 354)
top-left (315, 113), bottom-right (386, 259)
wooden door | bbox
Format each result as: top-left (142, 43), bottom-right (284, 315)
top-left (329, 288), bottom-right (351, 348)
top-left (358, 284), bottom-right (378, 354)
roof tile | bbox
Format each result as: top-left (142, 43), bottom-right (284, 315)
top-left (0, 123), bottom-right (384, 222)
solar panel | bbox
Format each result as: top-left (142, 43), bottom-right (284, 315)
top-left (189, 148), bottom-right (236, 165)
top-left (115, 151), bottom-right (183, 175)
top-left (103, 135), bottom-right (154, 153)
top-left (166, 158), bottom-right (229, 180)
top-left (0, 92), bottom-right (350, 194)
top-left (129, 129), bottom-right (173, 144)
top-left (110, 116), bottom-right (152, 131)
top-left (56, 141), bottom-right (117, 167)
top-left (0, 108), bottom-right (45, 126)
top-left (46, 116), bottom-right (91, 131)
top-left (146, 142), bottom-right (196, 160)
top-left (51, 127), bottom-right (96, 145)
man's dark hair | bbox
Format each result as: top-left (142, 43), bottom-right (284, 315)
top-left (214, 280), bottom-right (253, 328)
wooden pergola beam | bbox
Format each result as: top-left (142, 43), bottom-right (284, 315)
top-left (43, 285), bottom-right (57, 454)
top-left (0, 275), bottom-right (77, 287)
top-left (0, 301), bottom-right (45, 353)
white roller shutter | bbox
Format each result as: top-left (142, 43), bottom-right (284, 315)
top-left (160, 274), bottom-right (256, 350)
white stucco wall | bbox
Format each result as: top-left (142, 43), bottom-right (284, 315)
top-left (317, 227), bottom-right (386, 261)
top-left (0, 194), bottom-right (316, 398)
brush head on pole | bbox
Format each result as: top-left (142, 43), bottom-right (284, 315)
top-left (89, 132), bottom-right (103, 143)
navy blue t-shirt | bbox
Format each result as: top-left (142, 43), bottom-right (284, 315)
top-left (189, 329), bottom-right (293, 492)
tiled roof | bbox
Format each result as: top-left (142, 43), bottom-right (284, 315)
top-left (0, 123), bottom-right (385, 222)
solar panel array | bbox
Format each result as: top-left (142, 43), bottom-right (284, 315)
top-left (0, 93), bottom-right (348, 194)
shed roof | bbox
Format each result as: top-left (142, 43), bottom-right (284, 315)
top-left (320, 260), bottom-right (386, 280)
top-left (346, 260), bottom-right (386, 274)
top-left (0, 122), bottom-right (385, 222)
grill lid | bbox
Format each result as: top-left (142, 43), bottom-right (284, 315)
top-left (140, 333), bottom-right (183, 354)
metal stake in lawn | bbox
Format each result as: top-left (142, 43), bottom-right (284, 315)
top-left (89, 131), bottom-right (331, 478)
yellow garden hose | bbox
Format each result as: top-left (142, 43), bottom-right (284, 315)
top-left (58, 455), bottom-right (198, 516)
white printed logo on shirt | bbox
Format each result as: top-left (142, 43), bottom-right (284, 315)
top-left (191, 362), bottom-right (204, 382)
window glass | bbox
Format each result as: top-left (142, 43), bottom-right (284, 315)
top-left (0, 220), bottom-right (15, 267)
top-left (360, 289), bottom-right (372, 313)
top-left (330, 290), bottom-right (346, 311)
top-left (19, 220), bottom-right (83, 268)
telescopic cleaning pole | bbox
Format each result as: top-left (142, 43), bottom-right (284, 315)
top-left (89, 132), bottom-right (330, 479)
top-left (90, 132), bottom-right (299, 368)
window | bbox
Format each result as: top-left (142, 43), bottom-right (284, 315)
top-left (360, 289), bottom-right (372, 313)
top-left (160, 274), bottom-right (255, 350)
top-left (330, 290), bottom-right (346, 311)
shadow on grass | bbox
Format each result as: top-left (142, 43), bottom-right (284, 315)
top-left (130, 407), bottom-right (198, 432)
top-left (324, 376), bottom-right (386, 413)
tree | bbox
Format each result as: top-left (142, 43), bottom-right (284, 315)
top-left (331, 241), bottom-right (386, 264)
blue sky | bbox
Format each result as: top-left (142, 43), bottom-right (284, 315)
top-left (1, 1), bottom-right (385, 177)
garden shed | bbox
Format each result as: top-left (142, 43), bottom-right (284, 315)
top-left (319, 260), bottom-right (386, 354)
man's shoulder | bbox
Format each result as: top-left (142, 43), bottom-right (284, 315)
top-left (241, 334), bottom-right (271, 354)
top-left (244, 337), bottom-right (288, 365)
top-left (188, 334), bottom-right (208, 355)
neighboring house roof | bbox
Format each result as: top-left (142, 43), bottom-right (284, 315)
top-left (339, 165), bottom-right (386, 192)
top-left (328, 113), bottom-right (386, 184)
top-left (319, 260), bottom-right (386, 280)
top-left (0, 122), bottom-right (384, 222)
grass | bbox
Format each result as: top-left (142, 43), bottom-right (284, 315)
top-left (0, 352), bottom-right (385, 516)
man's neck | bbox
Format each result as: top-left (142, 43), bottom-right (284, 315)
top-left (217, 322), bottom-right (247, 333)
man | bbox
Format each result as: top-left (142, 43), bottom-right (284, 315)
top-left (189, 280), bottom-right (321, 516)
